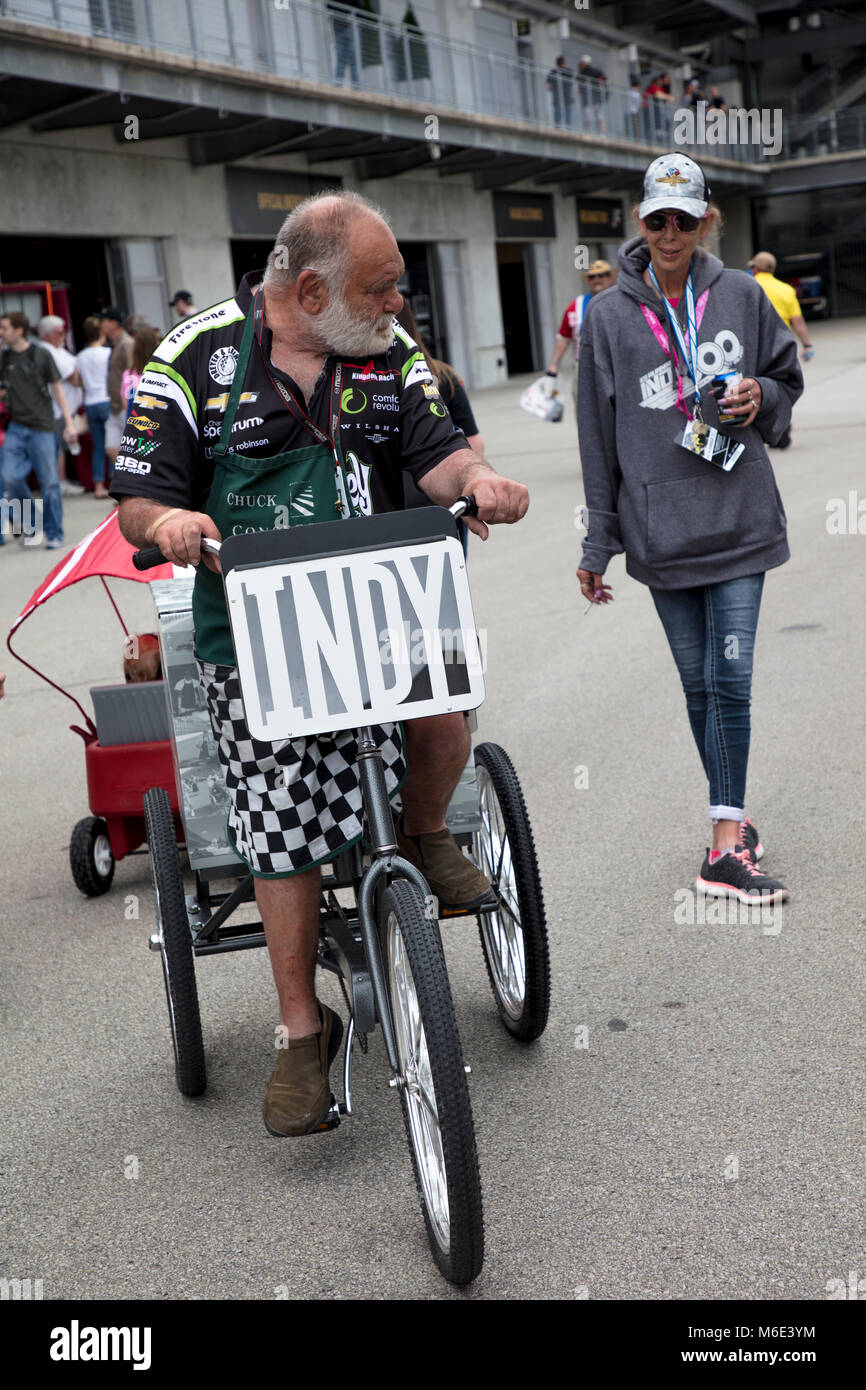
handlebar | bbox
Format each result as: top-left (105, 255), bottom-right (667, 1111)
top-left (131, 496), bottom-right (477, 571)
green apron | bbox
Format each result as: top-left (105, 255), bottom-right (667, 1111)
top-left (193, 291), bottom-right (357, 666)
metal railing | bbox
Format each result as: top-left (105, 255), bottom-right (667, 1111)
top-left (1, 0), bottom-right (763, 163)
top-left (784, 107), bottom-right (866, 157)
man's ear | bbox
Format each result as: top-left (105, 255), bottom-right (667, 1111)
top-left (296, 270), bottom-right (328, 316)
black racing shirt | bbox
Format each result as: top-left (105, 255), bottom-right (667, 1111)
top-left (109, 273), bottom-right (468, 517)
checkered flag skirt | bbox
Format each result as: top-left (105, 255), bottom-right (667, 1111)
top-left (198, 661), bottom-right (406, 876)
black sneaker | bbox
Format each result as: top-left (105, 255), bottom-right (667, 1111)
top-left (696, 846), bottom-right (789, 904)
top-left (739, 817), bottom-right (764, 864)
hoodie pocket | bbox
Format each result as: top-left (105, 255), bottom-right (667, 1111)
top-left (645, 457), bottom-right (784, 567)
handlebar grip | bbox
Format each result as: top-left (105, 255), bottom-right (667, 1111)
top-left (455, 494), bottom-right (479, 518)
top-left (132, 546), bottom-right (167, 571)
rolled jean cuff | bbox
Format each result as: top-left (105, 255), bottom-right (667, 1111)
top-left (708, 803), bottom-right (745, 822)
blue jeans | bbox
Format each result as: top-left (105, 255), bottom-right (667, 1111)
top-left (86, 400), bottom-right (111, 483)
top-left (3, 421), bottom-right (64, 543)
top-left (650, 573), bottom-right (765, 821)
top-left (333, 24), bottom-right (359, 86)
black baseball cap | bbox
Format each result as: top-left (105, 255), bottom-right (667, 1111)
top-left (169, 290), bottom-right (193, 306)
top-left (99, 305), bottom-right (124, 323)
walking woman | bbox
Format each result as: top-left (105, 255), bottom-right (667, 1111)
top-left (577, 154), bottom-right (803, 902)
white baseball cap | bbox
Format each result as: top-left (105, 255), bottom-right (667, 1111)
top-left (638, 153), bottom-right (710, 220)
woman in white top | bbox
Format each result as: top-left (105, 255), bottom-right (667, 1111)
top-left (76, 316), bottom-right (112, 497)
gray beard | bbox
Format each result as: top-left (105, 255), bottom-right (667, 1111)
top-left (310, 290), bottom-right (395, 358)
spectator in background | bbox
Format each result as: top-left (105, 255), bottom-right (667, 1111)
top-left (122, 326), bottom-right (161, 419)
top-left (708, 84), bottom-right (726, 111)
top-left (546, 56), bottom-right (574, 128)
top-left (0, 310), bottom-right (76, 549)
top-left (545, 260), bottom-right (616, 417)
top-left (748, 251), bottom-right (814, 449)
top-left (577, 55), bottom-right (607, 133)
top-left (396, 303), bottom-right (484, 456)
top-left (168, 290), bottom-right (196, 320)
top-left (395, 302), bottom-right (483, 555)
top-left (645, 73), bottom-right (674, 141)
top-left (38, 315), bottom-right (84, 497)
top-left (627, 77), bottom-right (645, 139)
top-left (76, 315), bottom-right (112, 498)
top-left (100, 306), bottom-right (132, 474)
top-left (328, 0), bottom-right (362, 88)
top-left (682, 77), bottom-right (703, 108)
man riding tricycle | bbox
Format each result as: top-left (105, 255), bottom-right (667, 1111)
top-left (113, 190), bottom-right (549, 1284)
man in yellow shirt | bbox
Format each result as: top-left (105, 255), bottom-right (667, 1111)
top-left (748, 251), bottom-right (813, 448)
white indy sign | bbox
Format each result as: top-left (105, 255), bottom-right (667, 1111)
top-left (226, 537), bottom-right (485, 739)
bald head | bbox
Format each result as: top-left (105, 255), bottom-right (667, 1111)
top-left (265, 190), bottom-right (392, 292)
top-left (748, 251), bottom-right (776, 274)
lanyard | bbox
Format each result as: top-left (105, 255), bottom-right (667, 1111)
top-left (647, 265), bottom-right (703, 420)
top-left (252, 286), bottom-right (353, 518)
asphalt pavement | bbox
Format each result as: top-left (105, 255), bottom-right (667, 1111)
top-left (1, 315), bottom-right (864, 1302)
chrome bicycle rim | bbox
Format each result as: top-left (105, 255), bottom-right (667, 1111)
top-left (387, 912), bottom-right (450, 1253)
top-left (473, 764), bottom-right (526, 1019)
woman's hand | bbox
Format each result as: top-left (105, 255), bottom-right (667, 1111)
top-left (577, 569), bottom-right (613, 604)
top-left (720, 376), bottom-right (762, 427)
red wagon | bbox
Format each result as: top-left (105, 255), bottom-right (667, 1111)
top-left (7, 512), bottom-right (182, 895)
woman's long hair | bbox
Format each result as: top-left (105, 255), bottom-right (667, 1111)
top-left (395, 303), bottom-right (460, 393)
top-left (132, 326), bottom-right (161, 377)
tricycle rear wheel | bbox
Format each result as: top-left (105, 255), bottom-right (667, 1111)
top-left (144, 787), bottom-right (206, 1097)
top-left (472, 742), bottom-right (550, 1042)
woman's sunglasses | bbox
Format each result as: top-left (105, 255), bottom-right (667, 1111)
top-left (644, 211), bottom-right (701, 233)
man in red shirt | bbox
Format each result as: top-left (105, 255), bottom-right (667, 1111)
top-left (545, 260), bottom-right (615, 415)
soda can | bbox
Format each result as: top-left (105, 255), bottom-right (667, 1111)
top-left (714, 371), bottom-right (742, 425)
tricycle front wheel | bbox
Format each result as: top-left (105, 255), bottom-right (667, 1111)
top-left (379, 879), bottom-right (484, 1286)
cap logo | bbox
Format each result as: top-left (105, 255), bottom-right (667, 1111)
top-left (656, 167), bottom-right (690, 187)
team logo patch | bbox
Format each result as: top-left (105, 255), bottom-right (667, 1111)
top-left (341, 388), bottom-right (367, 414)
top-left (404, 357), bottom-right (434, 389)
top-left (428, 401), bottom-right (447, 418)
top-left (421, 383), bottom-right (441, 399)
top-left (205, 391), bottom-right (258, 412)
top-left (121, 437), bottom-right (161, 458)
top-left (209, 346), bottom-right (239, 385)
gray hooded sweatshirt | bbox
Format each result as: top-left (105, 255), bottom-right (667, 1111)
top-left (578, 236), bottom-right (804, 588)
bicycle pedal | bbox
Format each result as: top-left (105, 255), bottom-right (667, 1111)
top-left (311, 1096), bottom-right (342, 1133)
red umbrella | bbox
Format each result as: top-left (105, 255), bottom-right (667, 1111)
top-left (7, 511), bottom-right (175, 734)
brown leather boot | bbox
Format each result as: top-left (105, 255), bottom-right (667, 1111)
top-left (395, 814), bottom-right (495, 911)
top-left (263, 1003), bottom-right (343, 1137)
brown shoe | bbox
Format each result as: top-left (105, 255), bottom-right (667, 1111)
top-left (395, 814), bottom-right (495, 911)
top-left (263, 1003), bottom-right (343, 1137)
